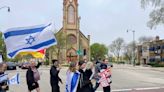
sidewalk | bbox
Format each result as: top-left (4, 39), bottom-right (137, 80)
top-left (113, 64), bottom-right (164, 72)
top-left (135, 64), bottom-right (164, 72)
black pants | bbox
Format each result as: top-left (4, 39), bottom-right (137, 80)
top-left (93, 82), bottom-right (100, 91)
top-left (103, 86), bottom-right (111, 92)
top-left (51, 85), bottom-right (60, 92)
top-left (28, 82), bottom-right (39, 91)
top-left (0, 90), bottom-right (6, 92)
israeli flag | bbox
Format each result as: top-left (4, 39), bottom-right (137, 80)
top-left (8, 73), bottom-right (20, 85)
top-left (3, 23), bottom-right (57, 58)
top-left (66, 70), bottom-right (80, 92)
top-left (0, 74), bottom-right (8, 83)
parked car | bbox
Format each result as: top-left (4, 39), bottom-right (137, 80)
top-left (6, 62), bottom-right (17, 70)
top-left (21, 62), bottom-right (30, 69)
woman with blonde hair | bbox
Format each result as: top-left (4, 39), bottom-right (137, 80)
top-left (26, 61), bottom-right (41, 92)
top-left (86, 61), bottom-right (94, 70)
top-left (85, 61), bottom-right (94, 92)
top-left (77, 61), bottom-right (94, 92)
top-left (66, 62), bottom-right (80, 92)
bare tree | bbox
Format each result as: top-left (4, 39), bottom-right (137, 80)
top-left (109, 37), bottom-right (124, 62)
top-left (123, 41), bottom-right (137, 64)
top-left (138, 36), bottom-right (153, 44)
top-left (141, 0), bottom-right (164, 29)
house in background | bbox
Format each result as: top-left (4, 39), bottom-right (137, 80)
top-left (137, 36), bottom-right (164, 65)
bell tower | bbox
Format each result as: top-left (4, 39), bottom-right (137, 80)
top-left (63, 0), bottom-right (79, 30)
top-left (63, 0), bottom-right (80, 62)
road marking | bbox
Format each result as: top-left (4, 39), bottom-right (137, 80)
top-left (112, 88), bottom-right (133, 92)
top-left (96, 86), bottom-right (164, 92)
top-left (135, 86), bottom-right (164, 90)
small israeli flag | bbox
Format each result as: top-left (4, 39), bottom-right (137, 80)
top-left (8, 73), bottom-right (20, 85)
top-left (0, 74), bottom-right (8, 83)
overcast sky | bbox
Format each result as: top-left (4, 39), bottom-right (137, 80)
top-left (0, 0), bottom-right (164, 45)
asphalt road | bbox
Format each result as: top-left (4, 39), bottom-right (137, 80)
top-left (5, 64), bottom-right (164, 92)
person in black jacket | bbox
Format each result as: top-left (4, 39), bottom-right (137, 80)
top-left (50, 59), bottom-right (62, 92)
top-left (85, 61), bottom-right (94, 92)
top-left (26, 61), bottom-right (41, 92)
top-left (77, 61), bottom-right (94, 92)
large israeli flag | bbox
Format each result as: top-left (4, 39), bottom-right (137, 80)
top-left (3, 23), bottom-right (57, 58)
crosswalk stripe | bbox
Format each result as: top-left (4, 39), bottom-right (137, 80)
top-left (96, 86), bottom-right (164, 92)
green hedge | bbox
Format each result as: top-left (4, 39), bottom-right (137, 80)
top-left (147, 62), bottom-right (164, 67)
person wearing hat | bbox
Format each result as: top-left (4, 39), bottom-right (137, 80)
top-left (77, 61), bottom-right (94, 92)
top-left (50, 59), bottom-right (62, 92)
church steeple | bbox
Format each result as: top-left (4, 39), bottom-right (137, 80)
top-left (63, 0), bottom-right (79, 30)
top-left (55, 0), bottom-right (90, 62)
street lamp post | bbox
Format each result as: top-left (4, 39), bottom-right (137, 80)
top-left (127, 29), bottom-right (135, 66)
top-left (0, 6), bottom-right (10, 62)
top-left (0, 6), bottom-right (10, 12)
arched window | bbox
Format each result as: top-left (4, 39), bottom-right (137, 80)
top-left (67, 34), bottom-right (77, 44)
top-left (67, 5), bottom-right (75, 24)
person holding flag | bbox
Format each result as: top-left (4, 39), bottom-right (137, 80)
top-left (26, 60), bottom-right (42, 92)
top-left (0, 63), bottom-right (20, 92)
top-left (99, 59), bottom-right (112, 92)
top-left (2, 20), bottom-right (57, 91)
top-left (66, 62), bottom-right (80, 92)
top-left (0, 63), bottom-right (8, 92)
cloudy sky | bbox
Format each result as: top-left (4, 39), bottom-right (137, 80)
top-left (0, 0), bottom-right (164, 45)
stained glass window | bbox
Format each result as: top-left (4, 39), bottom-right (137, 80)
top-left (68, 5), bottom-right (75, 23)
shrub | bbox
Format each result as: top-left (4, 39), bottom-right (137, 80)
top-left (147, 62), bottom-right (164, 67)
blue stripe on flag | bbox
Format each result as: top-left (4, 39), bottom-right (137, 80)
top-left (17, 73), bottom-right (19, 84)
top-left (4, 24), bottom-right (50, 39)
top-left (8, 38), bottom-right (56, 57)
top-left (0, 74), bottom-right (7, 77)
top-left (71, 73), bottom-right (79, 92)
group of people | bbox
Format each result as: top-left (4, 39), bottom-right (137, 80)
top-left (65, 58), bottom-right (112, 92)
top-left (0, 58), bottom-right (112, 92)
top-left (25, 59), bottom-right (63, 92)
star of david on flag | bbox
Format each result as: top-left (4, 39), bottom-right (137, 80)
top-left (3, 23), bottom-right (57, 58)
top-left (26, 35), bottom-right (35, 45)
